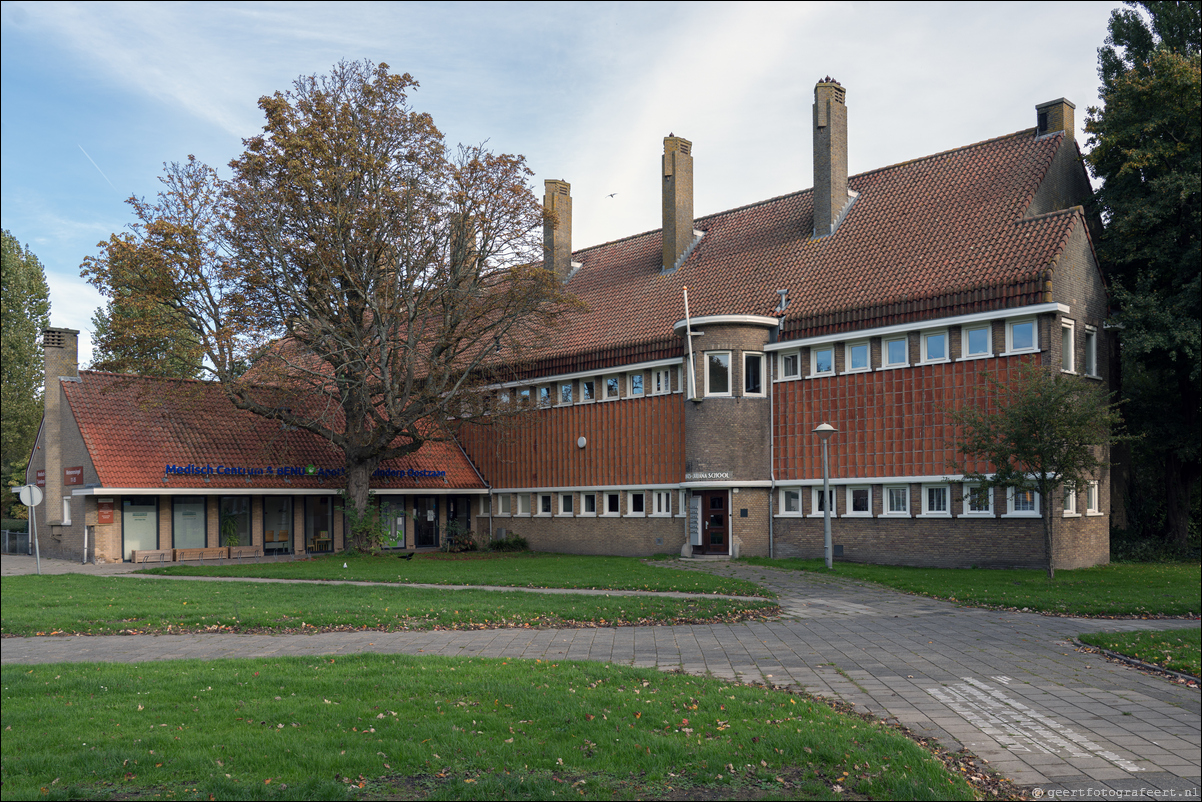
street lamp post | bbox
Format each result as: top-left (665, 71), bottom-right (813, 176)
top-left (813, 423), bottom-right (837, 569)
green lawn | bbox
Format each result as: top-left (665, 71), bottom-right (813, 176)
top-left (740, 558), bottom-right (1201, 617)
top-left (1078, 629), bottom-right (1202, 677)
top-left (0, 655), bottom-right (974, 801)
top-left (0, 575), bottom-right (777, 637)
top-left (142, 552), bottom-right (770, 596)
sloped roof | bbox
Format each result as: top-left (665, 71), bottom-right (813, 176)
top-left (63, 371), bottom-right (485, 490)
top-left (516, 128), bottom-right (1084, 378)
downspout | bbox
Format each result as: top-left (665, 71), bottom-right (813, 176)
top-left (768, 349), bottom-right (775, 559)
top-left (683, 287), bottom-right (698, 400)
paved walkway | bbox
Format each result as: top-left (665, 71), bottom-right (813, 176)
top-left (2, 555), bottom-right (1199, 796)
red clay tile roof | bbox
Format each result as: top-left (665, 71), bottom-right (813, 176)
top-left (513, 128), bottom-right (1085, 379)
top-left (63, 371), bottom-right (485, 491)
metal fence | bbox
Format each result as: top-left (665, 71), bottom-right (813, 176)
top-left (2, 530), bottom-right (32, 555)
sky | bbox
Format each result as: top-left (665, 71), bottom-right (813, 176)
top-left (1, 1), bottom-right (1125, 365)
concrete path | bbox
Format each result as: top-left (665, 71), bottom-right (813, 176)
top-left (2, 555), bottom-right (1198, 796)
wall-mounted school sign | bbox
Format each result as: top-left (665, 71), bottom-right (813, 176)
top-left (162, 463), bottom-right (447, 481)
top-left (97, 498), bottom-right (114, 525)
top-left (64, 466), bottom-right (84, 486)
top-left (36, 469), bottom-right (46, 487)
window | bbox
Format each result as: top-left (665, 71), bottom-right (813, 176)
top-left (706, 352), bottom-right (731, 395)
top-left (1006, 487), bottom-right (1039, 516)
top-left (963, 485), bottom-right (993, 516)
top-left (518, 387), bottom-right (532, 407)
top-left (481, 496), bottom-right (491, 515)
top-left (581, 378), bottom-right (596, 402)
top-left (559, 493), bottom-right (574, 515)
top-left (537, 386), bottom-right (552, 407)
top-left (582, 493), bottom-right (597, 515)
top-left (172, 496), bottom-right (207, 549)
top-left (652, 490), bottom-right (672, 516)
top-left (497, 494), bottom-right (512, 515)
top-left (560, 382), bottom-right (574, 404)
top-left (651, 367), bottom-right (672, 395)
top-left (846, 486), bottom-right (871, 516)
top-left (782, 488), bottom-right (801, 514)
top-left (1083, 328), bottom-right (1098, 376)
top-left (781, 352), bottom-right (800, 379)
top-left (604, 492), bottom-right (621, 515)
top-left (846, 342), bottom-right (870, 372)
top-left (1007, 319), bottom-right (1037, 354)
top-left (516, 494), bottom-right (531, 516)
top-left (219, 496), bottom-right (252, 547)
top-left (538, 494), bottom-right (553, 515)
top-left (963, 325), bottom-right (991, 358)
top-left (810, 487), bottom-right (836, 516)
top-left (811, 346), bottom-right (834, 376)
top-left (604, 375), bottom-right (621, 400)
top-left (497, 389), bottom-right (511, 408)
top-left (922, 330), bottom-right (948, 363)
top-left (263, 496), bottom-right (293, 554)
top-left (1061, 321), bottom-right (1075, 372)
top-left (1062, 484), bottom-right (1078, 515)
top-left (627, 491), bottom-right (646, 516)
top-left (885, 486), bottom-right (910, 515)
top-left (628, 373), bottom-right (644, 397)
top-left (921, 484), bottom-right (950, 516)
top-left (1086, 481), bottom-right (1101, 514)
top-left (744, 353), bottom-right (764, 395)
top-left (883, 337), bottom-right (908, 368)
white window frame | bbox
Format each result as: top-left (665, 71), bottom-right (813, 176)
top-left (515, 494), bottom-right (531, 516)
top-left (652, 490), bottom-right (672, 517)
top-left (603, 491), bottom-right (621, 517)
top-left (845, 341), bottom-right (871, 374)
top-left (961, 484), bottom-right (994, 517)
top-left (810, 345), bottom-right (835, 377)
top-left (559, 381), bottom-right (574, 405)
top-left (580, 378), bottom-right (597, 403)
top-left (1061, 320), bottom-right (1076, 373)
top-left (626, 490), bottom-right (646, 517)
top-left (1086, 481), bottom-right (1102, 515)
top-left (559, 493), bottom-right (574, 516)
top-left (961, 324), bottom-right (993, 360)
top-left (882, 337), bottom-right (909, 370)
top-left (780, 487), bottom-right (802, 515)
top-left (581, 492), bottom-right (597, 517)
top-left (603, 375), bottom-right (621, 401)
top-left (676, 490), bottom-right (688, 518)
top-left (808, 487), bottom-right (837, 518)
top-left (743, 352), bottom-right (765, 396)
top-left (845, 485), bottom-right (872, 517)
top-left (884, 485), bottom-right (910, 516)
top-left (1004, 487), bottom-right (1040, 517)
top-left (518, 387), bottom-right (532, 407)
top-left (780, 351), bottom-right (800, 380)
top-left (921, 329), bottom-right (950, 365)
top-left (920, 483), bottom-right (951, 517)
top-left (537, 493), bottom-right (553, 516)
top-left (1083, 327), bottom-right (1099, 378)
top-left (705, 351), bottom-right (733, 397)
top-left (1062, 483), bottom-right (1078, 517)
top-left (651, 367), bottom-right (672, 396)
top-left (1005, 318), bottom-right (1038, 355)
top-left (628, 372), bottom-right (645, 398)
top-left (537, 385), bottom-right (552, 407)
top-left (496, 494), bottom-right (512, 516)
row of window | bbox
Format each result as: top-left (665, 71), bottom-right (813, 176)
top-left (778, 481), bottom-right (1102, 518)
top-left (1059, 320), bottom-right (1100, 377)
top-left (499, 367), bottom-right (677, 409)
top-left (490, 489), bottom-right (679, 518)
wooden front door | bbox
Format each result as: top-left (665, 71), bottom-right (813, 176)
top-left (701, 490), bottom-right (728, 555)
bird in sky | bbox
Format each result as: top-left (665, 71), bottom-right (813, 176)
top-left (606, 192), bottom-right (618, 198)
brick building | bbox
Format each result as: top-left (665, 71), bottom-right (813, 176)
top-left (24, 80), bottom-right (1111, 568)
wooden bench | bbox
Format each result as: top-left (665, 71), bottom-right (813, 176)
top-left (229, 545), bottom-right (263, 559)
top-left (173, 547), bottom-right (228, 562)
top-left (131, 549), bottom-right (173, 564)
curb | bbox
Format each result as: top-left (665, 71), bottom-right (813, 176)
top-left (1072, 637), bottom-right (1201, 685)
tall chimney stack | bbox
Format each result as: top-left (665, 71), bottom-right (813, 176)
top-left (1035, 98), bottom-right (1075, 140)
top-left (662, 135), bottom-right (694, 271)
top-left (543, 179), bottom-right (572, 278)
top-left (42, 327), bottom-right (79, 526)
top-left (813, 77), bottom-right (849, 238)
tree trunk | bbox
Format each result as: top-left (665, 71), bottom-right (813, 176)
top-left (1043, 497), bottom-right (1055, 581)
top-left (1164, 452), bottom-right (1199, 549)
top-left (344, 460), bottom-right (377, 552)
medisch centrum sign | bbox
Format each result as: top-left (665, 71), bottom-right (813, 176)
top-left (163, 464), bottom-right (446, 480)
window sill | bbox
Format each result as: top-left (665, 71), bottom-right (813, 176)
top-left (843, 511), bottom-right (872, 518)
top-left (625, 513), bottom-right (646, 519)
top-left (1001, 512), bottom-right (1040, 518)
top-left (577, 512), bottom-right (597, 518)
top-left (804, 373), bottom-right (835, 381)
top-left (1060, 369), bottom-right (1077, 375)
top-left (1062, 512), bottom-right (1081, 518)
top-left (649, 513), bottom-right (672, 518)
top-left (1000, 349), bottom-right (1038, 358)
top-left (775, 512), bottom-right (804, 518)
top-left (843, 367), bottom-right (871, 375)
top-left (1084, 373), bottom-right (1103, 381)
top-left (880, 512), bottom-right (912, 518)
top-left (919, 358), bottom-right (950, 367)
top-left (879, 363), bottom-right (909, 371)
top-left (917, 512), bottom-right (951, 518)
top-left (959, 511), bottom-right (995, 518)
top-left (806, 512), bottom-right (839, 518)
top-left (535, 513), bottom-right (553, 518)
top-left (960, 353), bottom-right (993, 361)
top-left (1086, 510), bottom-right (1104, 517)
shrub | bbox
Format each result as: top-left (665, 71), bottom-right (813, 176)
top-left (489, 534), bottom-right (529, 552)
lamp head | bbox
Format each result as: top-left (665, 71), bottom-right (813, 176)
top-left (812, 422), bottom-right (837, 442)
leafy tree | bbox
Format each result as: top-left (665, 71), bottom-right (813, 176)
top-left (1, 231), bottom-right (51, 520)
top-left (951, 362), bottom-right (1123, 579)
top-left (1085, 1), bottom-right (1201, 548)
top-left (82, 61), bottom-right (571, 549)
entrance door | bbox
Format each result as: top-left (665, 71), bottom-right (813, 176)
top-left (414, 496), bottom-right (439, 548)
top-left (701, 490), bottom-right (728, 555)
top-left (446, 495), bottom-right (471, 546)
top-left (379, 497), bottom-right (407, 550)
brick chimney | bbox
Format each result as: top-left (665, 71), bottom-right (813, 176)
top-left (813, 77), bottom-right (851, 238)
top-left (543, 179), bottom-right (573, 278)
top-left (662, 135), bottom-right (694, 271)
top-left (1036, 98), bottom-right (1075, 140)
top-left (42, 327), bottom-right (79, 525)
